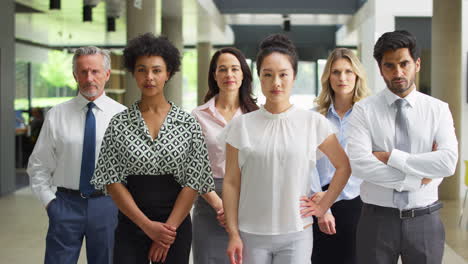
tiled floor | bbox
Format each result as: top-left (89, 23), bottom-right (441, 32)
top-left (440, 199), bottom-right (468, 262)
top-left (0, 187), bottom-right (467, 263)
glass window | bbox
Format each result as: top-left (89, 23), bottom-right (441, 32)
top-left (182, 49), bottom-right (198, 111)
top-left (14, 50), bottom-right (76, 171)
top-left (317, 59), bottom-right (327, 95)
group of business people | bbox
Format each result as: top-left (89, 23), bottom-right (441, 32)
top-left (28, 29), bottom-right (458, 264)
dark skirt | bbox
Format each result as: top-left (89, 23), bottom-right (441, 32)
top-left (113, 174), bottom-right (192, 264)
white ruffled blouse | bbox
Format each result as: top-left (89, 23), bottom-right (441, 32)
top-left (221, 105), bottom-right (334, 235)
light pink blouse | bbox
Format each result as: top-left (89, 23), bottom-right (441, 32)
top-left (192, 96), bottom-right (242, 179)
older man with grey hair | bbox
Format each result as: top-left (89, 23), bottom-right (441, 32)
top-left (28, 46), bottom-right (126, 264)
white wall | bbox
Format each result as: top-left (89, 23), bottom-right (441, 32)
top-left (15, 14), bottom-right (49, 45)
top-left (15, 43), bottom-right (49, 64)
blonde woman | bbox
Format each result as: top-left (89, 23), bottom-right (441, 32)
top-left (311, 48), bottom-right (370, 264)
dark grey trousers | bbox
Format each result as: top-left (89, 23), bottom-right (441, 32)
top-left (356, 203), bottom-right (445, 264)
top-left (192, 178), bottom-right (230, 264)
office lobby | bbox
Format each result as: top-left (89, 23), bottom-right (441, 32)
top-left (0, 0), bottom-right (467, 263)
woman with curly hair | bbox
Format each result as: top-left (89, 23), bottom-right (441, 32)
top-left (91, 33), bottom-right (214, 264)
top-left (311, 48), bottom-right (370, 264)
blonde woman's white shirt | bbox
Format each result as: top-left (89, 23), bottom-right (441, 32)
top-left (220, 105), bottom-right (334, 235)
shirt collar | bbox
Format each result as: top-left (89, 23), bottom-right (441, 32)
top-left (198, 95), bottom-right (243, 124)
top-left (74, 92), bottom-right (108, 112)
top-left (383, 87), bottom-right (418, 108)
top-left (327, 102), bottom-right (353, 119)
top-left (260, 104), bottom-right (297, 119)
top-left (129, 101), bottom-right (189, 125)
top-left (198, 96), bottom-right (217, 114)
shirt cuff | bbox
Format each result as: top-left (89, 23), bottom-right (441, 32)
top-left (387, 149), bottom-right (410, 173)
top-left (397, 174), bottom-right (421, 192)
top-left (40, 189), bottom-right (57, 208)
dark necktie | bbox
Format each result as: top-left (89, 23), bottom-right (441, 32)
top-left (393, 98), bottom-right (410, 209)
top-left (79, 102), bottom-right (96, 197)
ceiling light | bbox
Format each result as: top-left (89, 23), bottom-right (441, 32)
top-left (84, 0), bottom-right (101, 7)
top-left (105, 0), bottom-right (123, 32)
top-left (83, 5), bottom-right (93, 22)
top-left (49, 0), bottom-right (60, 10)
top-left (83, 0), bottom-right (101, 22)
top-left (107, 17), bottom-right (116, 32)
top-left (283, 14), bottom-right (291, 32)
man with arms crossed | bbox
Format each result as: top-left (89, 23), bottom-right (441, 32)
top-left (347, 30), bottom-right (458, 264)
top-left (28, 47), bottom-right (126, 264)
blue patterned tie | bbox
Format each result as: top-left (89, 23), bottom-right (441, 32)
top-left (393, 99), bottom-right (410, 209)
top-left (79, 102), bottom-right (96, 197)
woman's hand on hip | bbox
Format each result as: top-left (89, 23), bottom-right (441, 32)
top-left (310, 191), bottom-right (326, 204)
top-left (299, 196), bottom-right (327, 218)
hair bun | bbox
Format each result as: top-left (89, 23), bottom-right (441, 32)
top-left (259, 34), bottom-right (296, 52)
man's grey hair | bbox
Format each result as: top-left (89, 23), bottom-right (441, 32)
top-left (72, 46), bottom-right (111, 74)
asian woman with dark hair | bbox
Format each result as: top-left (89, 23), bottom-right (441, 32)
top-left (221, 34), bottom-right (351, 264)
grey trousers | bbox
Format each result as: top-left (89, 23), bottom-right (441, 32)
top-left (240, 229), bottom-right (313, 264)
top-left (356, 203), bottom-right (445, 264)
top-left (192, 178), bottom-right (230, 264)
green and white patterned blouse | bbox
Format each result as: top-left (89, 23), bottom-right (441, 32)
top-left (91, 101), bottom-right (214, 194)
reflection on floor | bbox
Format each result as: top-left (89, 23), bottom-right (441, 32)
top-left (0, 187), bottom-right (466, 263)
top-left (440, 199), bottom-right (468, 262)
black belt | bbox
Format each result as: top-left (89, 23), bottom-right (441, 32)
top-left (364, 201), bottom-right (443, 219)
top-left (57, 187), bottom-right (104, 199)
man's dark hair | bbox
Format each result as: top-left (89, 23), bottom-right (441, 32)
top-left (123, 32), bottom-right (181, 80)
top-left (373, 30), bottom-right (420, 67)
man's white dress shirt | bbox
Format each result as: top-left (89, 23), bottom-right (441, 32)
top-left (27, 93), bottom-right (126, 207)
top-left (347, 88), bottom-right (458, 210)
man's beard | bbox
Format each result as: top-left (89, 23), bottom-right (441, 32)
top-left (79, 83), bottom-right (101, 98)
top-left (385, 76), bottom-right (415, 95)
